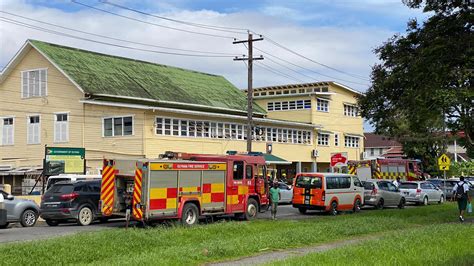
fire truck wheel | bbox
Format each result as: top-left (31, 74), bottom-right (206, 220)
top-left (243, 198), bottom-right (258, 220)
top-left (181, 203), bottom-right (199, 226)
top-left (77, 206), bottom-right (94, 226)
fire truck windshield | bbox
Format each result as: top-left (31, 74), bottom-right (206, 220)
top-left (296, 175), bottom-right (322, 189)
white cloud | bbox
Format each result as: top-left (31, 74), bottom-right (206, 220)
top-left (0, 0), bottom-right (411, 93)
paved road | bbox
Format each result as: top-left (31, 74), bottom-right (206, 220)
top-left (0, 204), bottom-right (403, 244)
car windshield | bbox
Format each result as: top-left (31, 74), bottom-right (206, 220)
top-left (49, 184), bottom-right (73, 194)
top-left (363, 182), bottom-right (375, 190)
top-left (295, 175), bottom-right (322, 189)
top-left (399, 183), bottom-right (418, 189)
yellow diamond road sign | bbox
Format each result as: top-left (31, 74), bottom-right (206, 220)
top-left (438, 154), bottom-right (451, 171)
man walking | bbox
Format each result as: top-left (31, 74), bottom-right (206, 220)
top-left (452, 176), bottom-right (471, 222)
top-left (269, 182), bottom-right (281, 220)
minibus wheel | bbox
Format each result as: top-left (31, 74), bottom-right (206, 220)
top-left (330, 202), bottom-right (338, 216)
top-left (353, 199), bottom-right (361, 213)
top-left (298, 207), bottom-right (307, 214)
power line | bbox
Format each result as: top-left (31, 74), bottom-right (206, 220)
top-left (259, 34), bottom-right (371, 82)
top-left (255, 61), bottom-right (306, 83)
top-left (0, 11), bottom-right (237, 56)
top-left (71, 0), bottom-right (235, 39)
top-left (254, 46), bottom-right (369, 87)
top-left (0, 17), bottom-right (236, 58)
top-left (102, 0), bottom-right (249, 34)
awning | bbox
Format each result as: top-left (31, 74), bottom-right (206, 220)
top-left (264, 154), bottom-right (292, 165)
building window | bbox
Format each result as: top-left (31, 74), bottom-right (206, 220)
top-left (317, 133), bottom-right (329, 146)
top-left (267, 99), bottom-right (311, 111)
top-left (344, 104), bottom-right (359, 117)
top-left (1, 117), bottom-right (14, 145)
top-left (21, 69), bottom-right (47, 98)
top-left (104, 116), bottom-right (133, 137)
top-left (334, 133), bottom-right (339, 146)
top-left (370, 148), bottom-right (375, 156)
top-left (27, 115), bottom-right (40, 144)
top-left (317, 98), bottom-right (329, 112)
top-left (54, 113), bottom-right (69, 143)
top-left (155, 117), bottom-right (312, 145)
top-left (344, 136), bottom-right (360, 148)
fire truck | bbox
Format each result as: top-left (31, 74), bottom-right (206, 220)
top-left (347, 158), bottom-right (424, 181)
top-left (99, 152), bottom-right (270, 225)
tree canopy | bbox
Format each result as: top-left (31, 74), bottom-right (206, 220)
top-left (359, 0), bottom-right (473, 173)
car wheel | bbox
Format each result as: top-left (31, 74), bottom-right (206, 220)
top-left (376, 199), bottom-right (384, 210)
top-left (423, 196), bottom-right (428, 206)
top-left (298, 207), bottom-right (307, 214)
top-left (20, 209), bottom-right (38, 227)
top-left (438, 195), bottom-right (444, 204)
top-left (243, 198), bottom-right (258, 220)
top-left (181, 203), bottom-right (199, 226)
top-left (330, 201), bottom-right (338, 216)
top-left (45, 219), bottom-right (60, 226)
top-left (77, 206), bottom-right (94, 226)
top-left (353, 199), bottom-right (361, 213)
top-left (0, 222), bottom-right (9, 229)
top-left (398, 198), bottom-right (406, 209)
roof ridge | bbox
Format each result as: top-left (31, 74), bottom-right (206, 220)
top-left (28, 39), bottom-right (222, 78)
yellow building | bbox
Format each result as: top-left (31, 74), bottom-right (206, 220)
top-left (0, 40), bottom-right (363, 192)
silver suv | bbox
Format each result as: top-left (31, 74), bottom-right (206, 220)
top-left (0, 190), bottom-right (40, 228)
top-left (399, 182), bottom-right (445, 205)
top-left (363, 180), bottom-right (405, 209)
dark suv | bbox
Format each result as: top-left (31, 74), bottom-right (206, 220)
top-left (40, 180), bottom-right (104, 226)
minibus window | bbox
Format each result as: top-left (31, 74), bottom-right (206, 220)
top-left (326, 177), bottom-right (337, 189)
top-left (296, 175), bottom-right (322, 189)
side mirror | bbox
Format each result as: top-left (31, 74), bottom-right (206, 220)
top-left (7, 195), bottom-right (14, 200)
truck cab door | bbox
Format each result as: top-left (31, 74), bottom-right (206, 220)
top-left (227, 161), bottom-right (245, 213)
top-left (256, 165), bottom-right (269, 205)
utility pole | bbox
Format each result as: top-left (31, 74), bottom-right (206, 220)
top-left (233, 32), bottom-right (264, 153)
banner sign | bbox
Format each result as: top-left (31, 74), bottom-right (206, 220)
top-left (330, 152), bottom-right (348, 167)
top-left (44, 147), bottom-right (86, 175)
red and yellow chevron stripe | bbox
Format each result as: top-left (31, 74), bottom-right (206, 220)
top-left (132, 166), bottom-right (143, 220)
top-left (348, 165), bottom-right (357, 175)
top-left (100, 162), bottom-right (115, 216)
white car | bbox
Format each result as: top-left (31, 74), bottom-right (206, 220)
top-left (399, 181), bottom-right (445, 205)
top-left (277, 182), bottom-right (293, 203)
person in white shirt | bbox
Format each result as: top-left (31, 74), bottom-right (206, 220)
top-left (452, 176), bottom-right (471, 222)
top-left (393, 177), bottom-right (401, 188)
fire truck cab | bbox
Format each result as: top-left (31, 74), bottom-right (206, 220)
top-left (100, 153), bottom-right (269, 225)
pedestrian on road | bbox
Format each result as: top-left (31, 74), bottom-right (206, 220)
top-left (393, 177), bottom-right (401, 188)
top-left (452, 176), bottom-right (471, 222)
top-left (269, 182), bottom-right (281, 220)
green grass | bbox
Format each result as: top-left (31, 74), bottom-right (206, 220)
top-left (0, 204), bottom-right (465, 265)
top-left (272, 223), bottom-right (474, 266)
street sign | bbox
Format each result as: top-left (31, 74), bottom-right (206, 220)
top-left (438, 154), bottom-right (451, 171)
top-left (44, 147), bottom-right (86, 175)
top-left (330, 153), bottom-right (348, 167)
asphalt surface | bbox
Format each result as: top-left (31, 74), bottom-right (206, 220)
top-left (0, 204), bottom-right (403, 244)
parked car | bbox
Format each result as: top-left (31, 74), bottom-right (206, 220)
top-left (362, 180), bottom-right (405, 209)
top-left (292, 173), bottom-right (364, 215)
top-left (0, 190), bottom-right (40, 228)
top-left (277, 182), bottom-right (293, 203)
top-left (427, 179), bottom-right (458, 199)
top-left (40, 180), bottom-right (104, 226)
top-left (398, 181), bottom-right (444, 205)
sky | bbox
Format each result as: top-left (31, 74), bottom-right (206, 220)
top-left (0, 0), bottom-right (428, 131)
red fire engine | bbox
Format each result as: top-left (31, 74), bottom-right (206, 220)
top-left (100, 152), bottom-right (270, 225)
top-left (348, 158), bottom-right (424, 181)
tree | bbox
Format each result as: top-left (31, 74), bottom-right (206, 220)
top-left (358, 0), bottom-right (473, 172)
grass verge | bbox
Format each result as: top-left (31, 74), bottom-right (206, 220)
top-left (271, 223), bottom-right (474, 266)
top-left (0, 203), bottom-right (464, 265)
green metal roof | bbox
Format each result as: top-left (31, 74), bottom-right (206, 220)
top-left (263, 154), bottom-right (291, 165)
top-left (30, 40), bottom-right (265, 114)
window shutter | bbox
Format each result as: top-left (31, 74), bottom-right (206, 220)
top-left (40, 69), bottom-right (47, 96)
top-left (22, 72), bottom-right (28, 98)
